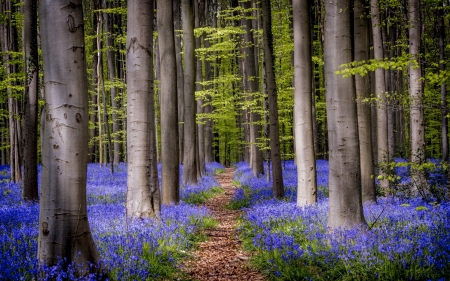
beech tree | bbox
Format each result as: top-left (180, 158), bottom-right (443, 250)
top-left (182, 0), bottom-right (198, 185)
top-left (242, 0), bottom-right (264, 177)
top-left (293, 0), bottom-right (317, 205)
top-left (408, 0), bottom-right (426, 187)
top-left (261, 0), bottom-right (284, 199)
top-left (371, 0), bottom-right (389, 191)
top-left (38, 0), bottom-right (99, 269)
top-left (355, 0), bottom-right (376, 203)
top-left (126, 0), bottom-right (160, 218)
top-left (22, 0), bottom-right (39, 201)
top-left (324, 0), bottom-right (366, 228)
top-left (158, 0), bottom-right (180, 204)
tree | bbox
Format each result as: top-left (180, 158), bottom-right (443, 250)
top-left (354, 0), bottom-right (376, 203)
top-left (324, 0), bottom-right (366, 229)
top-left (293, 0), bottom-right (317, 205)
top-left (104, 0), bottom-right (122, 165)
top-left (38, 0), bottom-right (99, 270)
top-left (261, 0), bottom-right (284, 199)
top-left (242, 0), bottom-right (264, 177)
top-left (371, 0), bottom-right (390, 192)
top-left (408, 0), bottom-right (426, 188)
top-left (158, 0), bottom-right (180, 204)
top-left (22, 0), bottom-right (39, 201)
top-left (182, 0), bottom-right (198, 185)
top-left (438, 2), bottom-right (448, 161)
top-left (126, 0), bottom-right (160, 218)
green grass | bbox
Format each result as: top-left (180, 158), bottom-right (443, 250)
top-left (183, 186), bottom-right (224, 205)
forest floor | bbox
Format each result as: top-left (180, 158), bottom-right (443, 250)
top-left (182, 167), bottom-right (266, 281)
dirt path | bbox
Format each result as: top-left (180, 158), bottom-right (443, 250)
top-left (182, 168), bottom-right (265, 281)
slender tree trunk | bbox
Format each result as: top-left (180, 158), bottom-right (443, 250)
top-left (38, 0), bottom-right (99, 269)
top-left (158, 0), bottom-right (180, 204)
top-left (174, 0), bottom-right (184, 165)
top-left (261, 0), bottom-right (284, 198)
top-left (203, 37), bottom-right (214, 163)
top-left (439, 4), bottom-right (448, 161)
top-left (104, 0), bottom-right (121, 165)
top-left (242, 0), bottom-right (264, 177)
top-left (126, 0), bottom-right (160, 218)
top-left (324, 0), bottom-right (366, 229)
top-left (293, 0), bottom-right (317, 205)
top-left (195, 2), bottom-right (206, 176)
top-left (182, 0), bottom-right (198, 185)
top-left (408, 0), bottom-right (426, 188)
top-left (371, 0), bottom-right (389, 191)
top-left (97, 10), bottom-right (114, 173)
top-left (22, 0), bottom-right (39, 200)
top-left (354, 0), bottom-right (376, 203)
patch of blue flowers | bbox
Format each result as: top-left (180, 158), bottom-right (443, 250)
top-left (234, 160), bottom-right (450, 280)
top-left (0, 162), bottom-right (224, 280)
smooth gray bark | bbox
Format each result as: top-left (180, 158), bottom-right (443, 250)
top-left (371, 0), bottom-right (389, 191)
top-left (182, 0), bottom-right (198, 185)
top-left (354, 0), bottom-right (376, 203)
top-left (158, 0), bottom-right (180, 204)
top-left (439, 5), bottom-right (448, 161)
top-left (104, 0), bottom-right (121, 165)
top-left (324, 0), bottom-right (366, 229)
top-left (174, 0), bottom-right (184, 165)
top-left (242, 0), bottom-right (264, 177)
top-left (262, 0), bottom-right (284, 198)
top-left (38, 0), bottom-right (99, 269)
top-left (293, 0), bottom-right (317, 205)
top-left (126, 0), bottom-right (160, 218)
top-left (408, 0), bottom-right (426, 187)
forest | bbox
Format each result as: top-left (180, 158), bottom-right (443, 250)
top-left (0, 0), bottom-right (449, 280)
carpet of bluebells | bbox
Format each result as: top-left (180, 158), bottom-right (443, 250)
top-left (0, 162), bottom-right (224, 280)
top-left (232, 160), bottom-right (450, 280)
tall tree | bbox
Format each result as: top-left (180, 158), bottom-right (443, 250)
top-left (158, 0), bottom-right (180, 204)
top-left (104, 0), bottom-right (122, 165)
top-left (371, 0), bottom-right (389, 191)
top-left (242, 0), bottom-right (264, 177)
top-left (261, 0), bottom-right (284, 198)
top-left (22, 0), bottom-right (39, 201)
top-left (324, 0), bottom-right (366, 228)
top-left (182, 0), bottom-right (198, 185)
top-left (408, 0), bottom-right (426, 186)
top-left (38, 0), bottom-right (99, 269)
top-left (195, 1), bottom-right (206, 176)
top-left (355, 0), bottom-right (376, 202)
top-left (293, 0), bottom-right (317, 205)
top-left (174, 0), bottom-right (184, 165)
top-left (126, 0), bottom-right (160, 218)
top-left (438, 2), bottom-right (448, 161)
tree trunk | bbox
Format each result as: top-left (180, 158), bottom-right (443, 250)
top-left (242, 0), bottom-right (264, 177)
top-left (126, 0), bottom-right (160, 218)
top-left (104, 0), bottom-right (121, 165)
top-left (439, 4), bottom-right (448, 161)
top-left (408, 0), bottom-right (426, 188)
top-left (293, 0), bottom-right (317, 205)
top-left (158, 0), bottom-right (180, 204)
top-left (22, 0), bottom-right (39, 200)
top-left (261, 0), bottom-right (284, 198)
top-left (195, 2), bottom-right (206, 176)
top-left (182, 0), bottom-right (198, 185)
top-left (324, 0), bottom-right (366, 229)
top-left (354, 0), bottom-right (376, 203)
top-left (371, 0), bottom-right (389, 191)
top-left (174, 0), bottom-right (184, 165)
top-left (38, 0), bottom-right (99, 270)
top-left (97, 10), bottom-right (114, 173)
